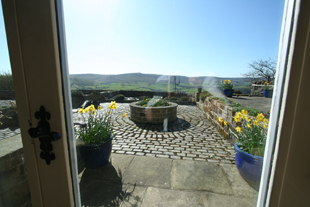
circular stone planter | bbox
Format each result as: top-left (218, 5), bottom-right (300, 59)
top-left (130, 101), bottom-right (178, 124)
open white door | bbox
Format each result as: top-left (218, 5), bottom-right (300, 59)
top-left (2, 0), bottom-right (79, 206)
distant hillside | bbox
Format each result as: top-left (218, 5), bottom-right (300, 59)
top-left (69, 73), bottom-right (252, 94)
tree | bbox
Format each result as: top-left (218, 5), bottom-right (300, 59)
top-left (243, 58), bottom-right (277, 83)
top-left (0, 71), bottom-right (14, 90)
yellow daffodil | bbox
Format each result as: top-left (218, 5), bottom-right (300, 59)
top-left (107, 111), bottom-right (110, 115)
top-left (161, 97), bottom-right (163, 99)
top-left (236, 127), bottom-right (242, 133)
top-left (256, 113), bottom-right (264, 122)
top-left (220, 81), bottom-right (222, 84)
top-left (247, 123), bottom-right (252, 129)
top-left (224, 121), bottom-right (227, 126)
top-left (263, 118), bottom-right (269, 124)
top-left (98, 106), bottom-right (102, 110)
top-left (78, 108), bottom-right (84, 114)
top-left (241, 110), bottom-right (248, 115)
top-left (84, 108), bottom-right (89, 113)
top-left (123, 113), bottom-right (127, 118)
top-left (236, 112), bottom-right (243, 118)
top-left (143, 104), bottom-right (146, 107)
top-left (218, 117), bottom-right (223, 124)
top-left (254, 120), bottom-right (259, 126)
top-left (88, 105), bottom-right (95, 112)
top-left (245, 115), bottom-right (251, 122)
top-left (234, 116), bottom-right (240, 123)
top-left (263, 124), bottom-right (268, 129)
top-left (92, 111), bottom-right (96, 115)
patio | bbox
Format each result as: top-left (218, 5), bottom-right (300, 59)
top-left (74, 103), bottom-right (259, 206)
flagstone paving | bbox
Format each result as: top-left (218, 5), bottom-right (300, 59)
top-left (73, 103), bottom-right (236, 164)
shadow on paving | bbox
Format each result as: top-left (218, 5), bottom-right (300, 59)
top-left (133, 118), bottom-right (191, 132)
top-left (79, 163), bottom-right (142, 207)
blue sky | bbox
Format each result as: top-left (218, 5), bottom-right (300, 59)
top-left (1, 0), bottom-right (285, 77)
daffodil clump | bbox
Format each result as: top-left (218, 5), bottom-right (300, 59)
top-left (221, 80), bottom-right (233, 90)
top-left (76, 102), bottom-right (126, 145)
top-left (137, 96), bottom-right (170, 107)
top-left (218, 116), bottom-right (228, 127)
top-left (263, 82), bottom-right (273, 90)
top-left (233, 110), bottom-right (268, 156)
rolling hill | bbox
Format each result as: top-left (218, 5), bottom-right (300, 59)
top-left (69, 73), bottom-right (252, 94)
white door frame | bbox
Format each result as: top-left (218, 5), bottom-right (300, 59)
top-left (2, 0), bottom-right (78, 206)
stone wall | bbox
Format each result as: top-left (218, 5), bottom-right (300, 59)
top-left (197, 97), bottom-right (237, 145)
top-left (0, 135), bottom-right (31, 207)
top-left (251, 84), bottom-right (273, 95)
top-left (0, 91), bottom-right (15, 100)
top-left (71, 90), bottom-right (194, 109)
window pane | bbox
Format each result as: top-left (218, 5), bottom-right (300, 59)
top-left (63, 0), bottom-right (284, 206)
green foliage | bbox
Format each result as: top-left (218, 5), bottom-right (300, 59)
top-left (137, 97), bottom-right (170, 107)
top-left (208, 96), bottom-right (220, 101)
top-left (229, 102), bottom-right (242, 107)
top-left (71, 90), bottom-right (84, 97)
top-left (0, 100), bottom-right (18, 129)
top-left (180, 96), bottom-right (189, 101)
top-left (232, 106), bottom-right (262, 116)
top-left (113, 94), bottom-right (125, 101)
top-left (232, 111), bottom-right (268, 156)
top-left (200, 92), bottom-right (212, 102)
top-left (169, 96), bottom-right (179, 101)
top-left (0, 71), bottom-right (14, 90)
top-left (234, 90), bottom-right (242, 94)
top-left (139, 96), bottom-right (147, 100)
top-left (220, 79), bottom-right (233, 89)
top-left (76, 103), bottom-right (118, 145)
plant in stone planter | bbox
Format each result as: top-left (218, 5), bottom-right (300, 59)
top-left (221, 80), bottom-right (234, 97)
top-left (232, 110), bottom-right (269, 190)
top-left (76, 101), bottom-right (126, 168)
top-left (137, 96), bottom-right (171, 107)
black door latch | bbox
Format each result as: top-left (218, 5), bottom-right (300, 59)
top-left (28, 106), bottom-right (61, 165)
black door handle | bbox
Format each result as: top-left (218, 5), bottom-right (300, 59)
top-left (28, 106), bottom-right (61, 165)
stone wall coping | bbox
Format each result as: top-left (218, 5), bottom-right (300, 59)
top-left (0, 134), bottom-right (22, 158)
top-left (129, 101), bottom-right (178, 109)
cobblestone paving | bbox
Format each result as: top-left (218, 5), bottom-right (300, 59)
top-left (73, 103), bottom-right (236, 164)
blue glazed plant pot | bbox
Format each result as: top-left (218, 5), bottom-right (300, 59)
top-left (79, 135), bottom-right (113, 169)
top-left (223, 89), bottom-right (234, 97)
top-left (263, 89), bottom-right (273, 98)
top-left (234, 144), bottom-right (263, 190)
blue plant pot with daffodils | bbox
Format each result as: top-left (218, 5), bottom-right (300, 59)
top-left (79, 135), bottom-right (113, 168)
top-left (223, 89), bottom-right (234, 97)
top-left (234, 144), bottom-right (263, 190)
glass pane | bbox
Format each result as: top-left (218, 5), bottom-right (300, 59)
top-left (64, 0), bottom-right (284, 206)
top-left (0, 9), bottom-right (31, 207)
